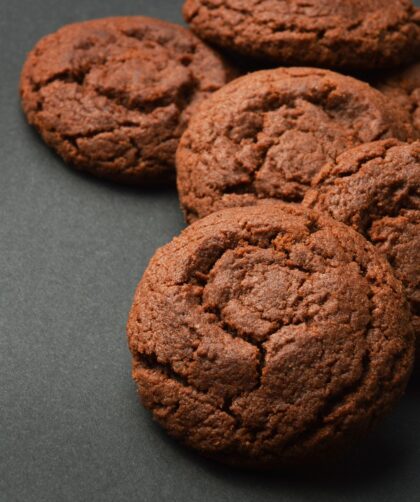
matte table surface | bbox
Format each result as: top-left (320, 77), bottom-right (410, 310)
top-left (1, 1), bottom-right (419, 501)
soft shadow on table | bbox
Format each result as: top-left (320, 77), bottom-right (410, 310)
top-left (407, 361), bottom-right (420, 387)
top-left (69, 165), bottom-right (180, 201)
top-left (148, 391), bottom-right (417, 500)
top-left (20, 113), bottom-right (182, 201)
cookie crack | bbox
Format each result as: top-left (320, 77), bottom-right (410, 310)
top-left (311, 141), bottom-right (419, 239)
top-left (243, 229), bottom-right (382, 445)
top-left (27, 30), bottom-right (201, 122)
top-left (135, 350), bottom-right (192, 389)
top-left (61, 123), bottom-right (140, 142)
top-left (194, 82), bottom-right (384, 203)
top-left (274, 347), bottom-right (372, 453)
top-left (29, 69), bottom-right (88, 93)
top-left (204, 304), bottom-right (269, 389)
top-left (134, 349), bottom-right (245, 426)
top-left (185, 230), bottom-right (321, 406)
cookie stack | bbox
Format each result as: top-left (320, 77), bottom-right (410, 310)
top-left (20, 1), bottom-right (419, 468)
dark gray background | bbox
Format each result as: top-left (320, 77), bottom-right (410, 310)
top-left (1, 1), bottom-right (419, 501)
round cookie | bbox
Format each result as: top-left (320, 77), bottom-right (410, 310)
top-left (20, 17), bottom-right (235, 183)
top-left (375, 63), bottom-right (420, 139)
top-left (127, 203), bottom-right (414, 467)
top-left (176, 67), bottom-right (412, 223)
top-left (304, 139), bottom-right (420, 357)
top-left (183, 0), bottom-right (420, 71)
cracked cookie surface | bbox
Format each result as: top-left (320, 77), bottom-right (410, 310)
top-left (176, 67), bottom-right (412, 223)
top-left (20, 16), bottom-right (235, 183)
top-left (304, 139), bottom-right (420, 357)
top-left (183, 0), bottom-right (420, 70)
top-left (127, 203), bottom-right (414, 467)
top-left (374, 63), bottom-right (420, 139)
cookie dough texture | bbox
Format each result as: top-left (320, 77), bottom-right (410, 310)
top-left (375, 63), bottom-right (420, 139)
top-left (127, 204), bottom-right (414, 467)
top-left (183, 0), bottom-right (420, 70)
top-left (20, 17), bottom-right (235, 183)
top-left (304, 139), bottom-right (420, 353)
top-left (177, 67), bottom-right (412, 223)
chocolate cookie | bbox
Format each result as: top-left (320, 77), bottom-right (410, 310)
top-left (375, 63), bottom-right (420, 139)
top-left (20, 17), bottom-right (235, 183)
top-left (127, 203), bottom-right (414, 467)
top-left (183, 0), bottom-right (420, 71)
top-left (304, 139), bottom-right (420, 357)
top-left (176, 67), bottom-right (412, 223)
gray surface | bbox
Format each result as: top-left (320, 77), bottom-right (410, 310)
top-left (1, 1), bottom-right (419, 501)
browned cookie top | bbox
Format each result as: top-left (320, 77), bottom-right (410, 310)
top-left (375, 63), bottom-right (420, 139)
top-left (20, 17), bottom-right (235, 183)
top-left (127, 203), bottom-right (414, 467)
top-left (304, 139), bottom-right (420, 348)
top-left (184, 0), bottom-right (420, 71)
top-left (176, 67), bottom-right (412, 223)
